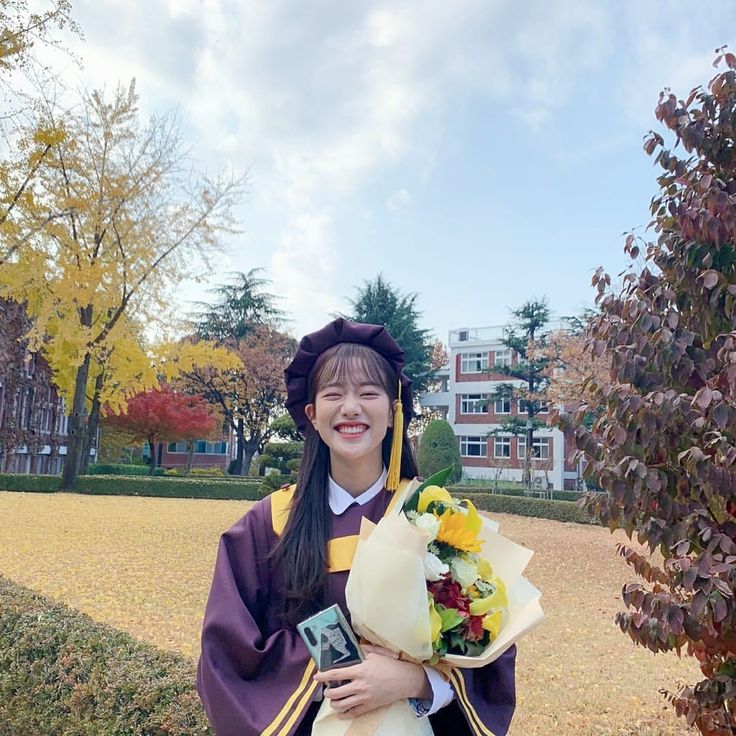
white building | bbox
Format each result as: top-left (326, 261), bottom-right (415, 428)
top-left (420, 325), bottom-right (580, 490)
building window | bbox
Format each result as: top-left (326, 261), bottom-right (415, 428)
top-left (460, 352), bottom-right (488, 374)
top-left (167, 440), bottom-right (228, 454)
top-left (494, 349), bottom-right (511, 368)
top-left (494, 397), bottom-right (511, 414)
top-left (517, 436), bottom-right (550, 460)
top-left (459, 436), bottom-right (487, 457)
top-left (460, 394), bottom-right (489, 414)
top-left (493, 436), bottom-right (511, 458)
top-left (518, 399), bottom-right (548, 414)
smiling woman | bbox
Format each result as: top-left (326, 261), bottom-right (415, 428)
top-left (195, 318), bottom-right (517, 736)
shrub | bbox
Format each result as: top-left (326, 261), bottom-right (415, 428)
top-left (557, 54), bottom-right (736, 734)
top-left (0, 474), bottom-right (59, 492)
top-left (451, 483), bottom-right (581, 502)
top-left (259, 471), bottom-right (294, 494)
top-left (0, 576), bottom-right (212, 735)
top-left (417, 420), bottom-right (462, 483)
top-left (88, 463), bottom-right (164, 476)
top-left (465, 492), bottom-right (598, 525)
top-left (190, 466), bottom-right (225, 477)
top-left (0, 474), bottom-right (265, 501)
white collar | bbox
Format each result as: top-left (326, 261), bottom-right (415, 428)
top-left (328, 467), bottom-right (388, 515)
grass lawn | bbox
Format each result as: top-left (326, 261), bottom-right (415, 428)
top-left (0, 491), bottom-right (699, 735)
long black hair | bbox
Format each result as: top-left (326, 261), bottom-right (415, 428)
top-left (273, 342), bottom-right (417, 625)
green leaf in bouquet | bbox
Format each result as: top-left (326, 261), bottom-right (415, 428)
top-left (403, 465), bottom-right (456, 512)
top-left (464, 640), bottom-right (488, 657)
top-left (448, 631), bottom-right (469, 655)
top-left (436, 604), bottom-right (465, 633)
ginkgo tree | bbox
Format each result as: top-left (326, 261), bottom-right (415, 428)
top-left (0, 0), bottom-right (80, 267)
top-left (0, 80), bottom-right (245, 489)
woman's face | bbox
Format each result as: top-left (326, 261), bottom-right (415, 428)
top-left (305, 376), bottom-right (392, 466)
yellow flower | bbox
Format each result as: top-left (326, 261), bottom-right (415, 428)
top-left (429, 599), bottom-right (442, 643)
top-left (469, 576), bottom-right (508, 616)
top-left (482, 610), bottom-right (503, 640)
top-left (477, 558), bottom-right (494, 581)
top-left (462, 499), bottom-right (482, 535)
top-left (418, 485), bottom-right (453, 513)
top-left (436, 509), bottom-right (482, 553)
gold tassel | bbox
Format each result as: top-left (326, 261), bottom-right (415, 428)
top-left (386, 380), bottom-right (403, 491)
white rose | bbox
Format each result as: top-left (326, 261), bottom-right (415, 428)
top-left (424, 552), bottom-right (449, 581)
top-left (414, 513), bottom-right (440, 542)
top-left (450, 557), bottom-right (479, 590)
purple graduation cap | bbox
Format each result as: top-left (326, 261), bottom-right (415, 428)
top-left (283, 318), bottom-right (414, 490)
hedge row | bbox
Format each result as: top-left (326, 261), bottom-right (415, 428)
top-left (0, 475), bottom-right (597, 523)
top-left (89, 464), bottom-right (262, 481)
top-left (465, 491), bottom-right (599, 525)
top-left (89, 463), bottom-right (164, 476)
top-left (450, 483), bottom-right (581, 502)
top-left (0, 473), bottom-right (265, 500)
top-left (0, 576), bottom-right (211, 736)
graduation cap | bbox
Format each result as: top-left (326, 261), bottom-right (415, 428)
top-left (284, 318), bottom-right (413, 491)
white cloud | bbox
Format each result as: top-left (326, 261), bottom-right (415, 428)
top-left (270, 212), bottom-right (342, 329)
top-left (42, 0), bottom-right (736, 338)
top-left (387, 188), bottom-right (411, 210)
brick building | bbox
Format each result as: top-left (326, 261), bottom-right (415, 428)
top-left (420, 325), bottom-right (581, 490)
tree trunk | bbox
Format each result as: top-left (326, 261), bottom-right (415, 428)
top-left (241, 439), bottom-right (258, 481)
top-left (524, 418), bottom-right (533, 491)
top-left (230, 417), bottom-right (245, 475)
top-left (61, 353), bottom-right (92, 490)
top-left (185, 439), bottom-right (195, 475)
top-left (80, 372), bottom-right (104, 475)
top-left (148, 436), bottom-right (157, 475)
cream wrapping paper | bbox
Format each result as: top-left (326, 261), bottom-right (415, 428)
top-left (311, 480), bottom-right (544, 734)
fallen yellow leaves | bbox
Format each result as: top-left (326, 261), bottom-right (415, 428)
top-left (0, 492), bottom-right (700, 735)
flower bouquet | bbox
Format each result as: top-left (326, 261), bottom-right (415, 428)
top-left (312, 467), bottom-right (544, 735)
top-left (404, 479), bottom-right (509, 663)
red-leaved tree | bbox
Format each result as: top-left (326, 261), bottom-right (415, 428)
top-left (105, 386), bottom-right (217, 474)
top-left (556, 51), bottom-right (736, 734)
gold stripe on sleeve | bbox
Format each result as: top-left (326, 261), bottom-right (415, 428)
top-left (261, 660), bottom-right (316, 736)
top-left (275, 672), bottom-right (321, 736)
top-left (450, 669), bottom-right (497, 736)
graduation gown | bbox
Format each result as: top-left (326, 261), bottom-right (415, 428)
top-left (196, 487), bottom-right (516, 736)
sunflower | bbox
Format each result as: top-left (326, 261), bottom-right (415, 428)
top-left (436, 509), bottom-right (483, 553)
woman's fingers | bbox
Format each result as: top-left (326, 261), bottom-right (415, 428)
top-left (313, 664), bottom-right (360, 683)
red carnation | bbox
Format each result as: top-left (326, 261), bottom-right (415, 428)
top-left (463, 614), bottom-right (486, 642)
top-left (428, 573), bottom-right (471, 614)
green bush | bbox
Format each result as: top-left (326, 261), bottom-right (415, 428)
top-left (464, 492), bottom-right (599, 525)
top-left (417, 420), bottom-right (462, 483)
top-left (259, 471), bottom-right (295, 494)
top-left (450, 484), bottom-right (581, 503)
top-left (0, 474), bottom-right (60, 492)
top-left (88, 463), bottom-right (164, 476)
top-left (0, 474), bottom-right (265, 501)
top-left (0, 576), bottom-right (212, 735)
top-left (190, 466), bottom-right (225, 477)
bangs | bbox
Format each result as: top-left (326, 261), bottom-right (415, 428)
top-left (310, 343), bottom-right (395, 398)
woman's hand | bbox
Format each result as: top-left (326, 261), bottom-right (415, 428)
top-left (313, 645), bottom-right (432, 719)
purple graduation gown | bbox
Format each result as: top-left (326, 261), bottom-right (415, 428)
top-left (196, 488), bottom-right (516, 736)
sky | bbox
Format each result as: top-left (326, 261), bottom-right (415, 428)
top-left (42, 0), bottom-right (736, 344)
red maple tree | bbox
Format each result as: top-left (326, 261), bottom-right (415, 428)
top-left (105, 386), bottom-right (217, 474)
